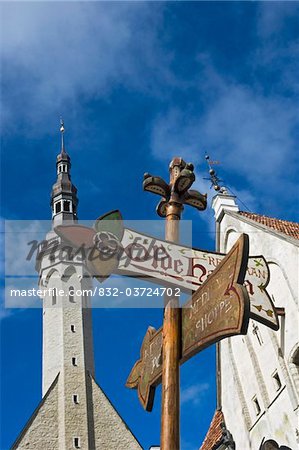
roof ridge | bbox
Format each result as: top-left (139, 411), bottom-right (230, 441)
top-left (240, 211), bottom-right (299, 226)
top-left (238, 211), bottom-right (299, 240)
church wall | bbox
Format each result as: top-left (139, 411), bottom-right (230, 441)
top-left (91, 376), bottom-right (142, 450)
top-left (42, 270), bottom-right (64, 395)
top-left (13, 376), bottom-right (59, 450)
top-left (40, 257), bottom-right (96, 448)
top-left (220, 337), bottom-right (252, 449)
top-left (218, 212), bottom-right (299, 449)
top-left (59, 268), bottom-right (93, 449)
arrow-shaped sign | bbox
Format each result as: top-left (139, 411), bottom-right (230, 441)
top-left (117, 228), bottom-right (277, 330)
top-left (125, 326), bottom-right (163, 411)
top-left (126, 234), bottom-right (250, 411)
top-left (54, 210), bottom-right (278, 330)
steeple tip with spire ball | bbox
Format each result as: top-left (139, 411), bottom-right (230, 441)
top-left (50, 120), bottom-right (78, 225)
top-left (58, 118), bottom-right (69, 159)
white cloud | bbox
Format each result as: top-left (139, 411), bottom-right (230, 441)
top-left (5, 220), bottom-right (50, 276)
top-left (256, 2), bottom-right (299, 38)
top-left (148, 3), bottom-right (298, 219)
top-left (152, 81), bottom-right (297, 177)
top-left (1, 2), bottom-right (169, 133)
top-left (181, 382), bottom-right (209, 406)
top-left (150, 58), bottom-right (298, 217)
top-left (2, 2), bottom-right (298, 220)
top-left (5, 278), bottom-right (41, 308)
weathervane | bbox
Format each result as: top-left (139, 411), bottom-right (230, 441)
top-left (204, 153), bottom-right (227, 194)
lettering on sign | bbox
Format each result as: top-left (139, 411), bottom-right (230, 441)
top-left (181, 233), bottom-right (250, 361)
top-left (126, 326), bottom-right (163, 411)
top-left (126, 234), bottom-right (251, 410)
top-left (117, 229), bottom-right (278, 330)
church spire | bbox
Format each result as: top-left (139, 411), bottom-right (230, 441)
top-left (50, 120), bottom-right (79, 225)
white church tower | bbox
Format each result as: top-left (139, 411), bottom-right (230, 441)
top-left (12, 123), bottom-right (142, 450)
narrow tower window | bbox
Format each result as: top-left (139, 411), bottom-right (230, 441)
top-left (252, 322), bottom-right (263, 346)
top-left (63, 200), bottom-right (70, 212)
top-left (55, 202), bottom-right (61, 214)
top-left (70, 324), bottom-right (76, 333)
top-left (73, 437), bottom-right (80, 448)
top-left (272, 371), bottom-right (282, 391)
top-left (252, 396), bottom-right (261, 415)
top-left (73, 394), bottom-right (79, 404)
top-left (69, 286), bottom-right (75, 303)
top-left (52, 288), bottom-right (57, 306)
top-left (49, 253), bottom-right (55, 263)
top-left (72, 357), bottom-right (77, 366)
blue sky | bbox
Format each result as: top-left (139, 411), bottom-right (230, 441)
top-left (1, 2), bottom-right (298, 449)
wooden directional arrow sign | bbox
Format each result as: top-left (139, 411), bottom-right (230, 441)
top-left (126, 234), bottom-right (250, 410)
top-left (181, 233), bottom-right (250, 362)
top-left (126, 326), bottom-right (163, 411)
top-left (55, 209), bottom-right (278, 330)
top-left (117, 228), bottom-right (277, 330)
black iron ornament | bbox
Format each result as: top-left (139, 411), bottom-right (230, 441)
top-left (204, 153), bottom-right (227, 193)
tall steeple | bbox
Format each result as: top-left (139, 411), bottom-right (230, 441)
top-left (12, 123), bottom-right (142, 450)
top-left (51, 120), bottom-right (78, 225)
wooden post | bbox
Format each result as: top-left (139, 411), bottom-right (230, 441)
top-left (161, 166), bottom-right (183, 450)
top-left (142, 157), bottom-right (206, 449)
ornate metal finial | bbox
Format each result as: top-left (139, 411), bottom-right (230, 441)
top-left (60, 118), bottom-right (65, 151)
top-left (143, 157), bottom-right (207, 218)
top-left (204, 153), bottom-right (227, 194)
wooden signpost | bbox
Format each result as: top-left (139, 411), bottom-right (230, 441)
top-left (126, 233), bottom-right (250, 412)
top-left (141, 158), bottom-right (208, 449)
top-left (127, 158), bottom-right (250, 450)
top-left (53, 157), bottom-right (279, 450)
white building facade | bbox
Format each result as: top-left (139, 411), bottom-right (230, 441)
top-left (202, 192), bottom-right (299, 450)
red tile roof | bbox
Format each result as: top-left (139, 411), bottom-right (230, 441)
top-left (199, 409), bottom-right (224, 450)
top-left (239, 212), bottom-right (299, 240)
